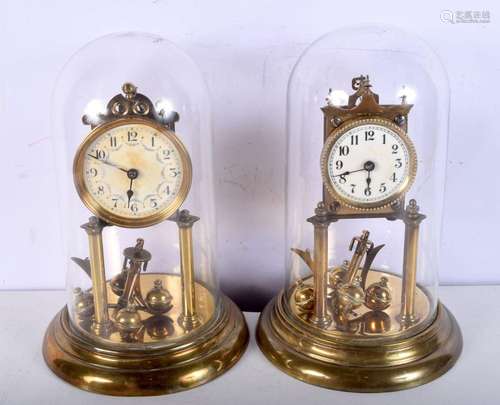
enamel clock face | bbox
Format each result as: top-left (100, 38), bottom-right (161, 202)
top-left (74, 118), bottom-right (192, 227)
top-left (321, 118), bottom-right (417, 209)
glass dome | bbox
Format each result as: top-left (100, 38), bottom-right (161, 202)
top-left (44, 32), bottom-right (248, 396)
top-left (257, 25), bottom-right (461, 392)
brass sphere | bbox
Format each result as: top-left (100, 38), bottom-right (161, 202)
top-left (73, 288), bottom-right (94, 318)
top-left (337, 279), bottom-right (365, 310)
top-left (294, 282), bottom-right (315, 312)
top-left (328, 266), bottom-right (347, 288)
top-left (110, 270), bottom-right (127, 296)
top-left (364, 276), bottom-right (392, 311)
top-left (145, 279), bottom-right (173, 315)
top-left (115, 304), bottom-right (142, 333)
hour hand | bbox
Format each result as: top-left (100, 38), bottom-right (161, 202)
top-left (87, 154), bottom-right (128, 173)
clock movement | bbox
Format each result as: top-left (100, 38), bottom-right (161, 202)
top-left (257, 26), bottom-right (462, 392)
top-left (42, 33), bottom-right (248, 396)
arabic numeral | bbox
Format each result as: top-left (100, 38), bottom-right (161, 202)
top-left (391, 172), bottom-right (397, 182)
top-left (364, 187), bottom-right (372, 196)
top-left (162, 149), bottom-right (171, 160)
top-left (335, 160), bottom-right (343, 170)
top-left (96, 149), bottom-right (106, 159)
top-left (97, 185), bottom-right (104, 195)
top-left (127, 130), bottom-right (138, 142)
top-left (170, 168), bottom-right (180, 177)
top-left (88, 168), bottom-right (98, 177)
top-left (130, 202), bottom-right (138, 213)
top-left (392, 144), bottom-right (399, 154)
top-left (339, 145), bottom-right (350, 156)
top-left (379, 182), bottom-right (387, 193)
top-left (364, 130), bottom-right (375, 141)
top-left (350, 183), bottom-right (356, 194)
top-left (350, 135), bottom-right (358, 145)
top-left (395, 158), bottom-right (402, 168)
top-left (339, 174), bottom-right (346, 184)
top-left (110, 136), bottom-right (117, 147)
top-left (112, 198), bottom-right (119, 208)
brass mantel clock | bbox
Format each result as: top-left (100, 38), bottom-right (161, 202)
top-left (43, 83), bottom-right (248, 396)
top-left (257, 75), bottom-right (462, 392)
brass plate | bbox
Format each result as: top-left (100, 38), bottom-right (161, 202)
top-left (43, 294), bottom-right (249, 396)
top-left (73, 273), bottom-right (215, 347)
top-left (288, 270), bottom-right (432, 340)
top-left (257, 293), bottom-right (462, 392)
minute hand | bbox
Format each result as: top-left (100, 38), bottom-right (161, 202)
top-left (87, 154), bottom-right (128, 173)
top-left (332, 168), bottom-right (366, 177)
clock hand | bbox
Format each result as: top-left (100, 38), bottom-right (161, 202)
top-left (127, 178), bottom-right (134, 208)
top-left (87, 153), bottom-right (128, 173)
top-left (364, 161), bottom-right (375, 191)
top-left (126, 168), bottom-right (139, 208)
top-left (332, 168), bottom-right (365, 177)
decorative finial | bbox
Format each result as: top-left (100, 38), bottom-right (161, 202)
top-left (407, 199), bottom-right (419, 214)
top-left (135, 238), bottom-right (144, 250)
top-left (352, 75), bottom-right (370, 90)
top-left (122, 82), bottom-right (137, 99)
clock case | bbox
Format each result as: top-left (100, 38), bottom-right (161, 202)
top-left (42, 33), bottom-right (248, 396)
top-left (257, 25), bottom-right (462, 392)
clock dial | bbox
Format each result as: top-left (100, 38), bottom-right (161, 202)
top-left (74, 119), bottom-right (191, 227)
top-left (322, 120), bottom-right (416, 209)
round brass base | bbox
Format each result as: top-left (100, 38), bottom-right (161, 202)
top-left (43, 295), bottom-right (248, 396)
top-left (256, 293), bottom-right (462, 392)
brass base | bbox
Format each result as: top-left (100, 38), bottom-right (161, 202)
top-left (43, 295), bottom-right (248, 396)
top-left (256, 293), bottom-right (462, 392)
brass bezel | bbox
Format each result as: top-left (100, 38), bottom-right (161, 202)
top-left (320, 117), bottom-right (417, 210)
top-left (73, 117), bottom-right (192, 228)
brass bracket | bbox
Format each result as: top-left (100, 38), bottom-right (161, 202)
top-left (82, 82), bottom-right (180, 130)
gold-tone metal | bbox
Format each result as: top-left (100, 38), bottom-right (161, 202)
top-left (293, 280), bottom-right (315, 312)
top-left (74, 273), bottom-right (216, 346)
top-left (81, 217), bottom-right (111, 335)
top-left (321, 77), bottom-right (416, 217)
top-left (73, 117), bottom-right (193, 228)
top-left (307, 203), bottom-right (332, 328)
top-left (257, 294), bottom-right (462, 392)
top-left (173, 209), bottom-right (201, 330)
top-left (290, 271), bottom-right (432, 339)
top-left (256, 76), bottom-right (461, 392)
top-left (365, 276), bottom-right (392, 311)
top-left (83, 82), bottom-right (179, 131)
top-left (145, 279), bottom-right (173, 315)
top-left (401, 199), bottom-right (426, 323)
top-left (320, 117), bottom-right (417, 212)
top-left (345, 230), bottom-right (373, 283)
top-left (43, 293), bottom-right (249, 396)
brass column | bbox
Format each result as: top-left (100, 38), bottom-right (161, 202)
top-left (175, 210), bottom-right (201, 330)
top-left (81, 217), bottom-right (111, 336)
top-left (307, 203), bottom-right (332, 328)
top-left (400, 199), bottom-right (426, 324)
